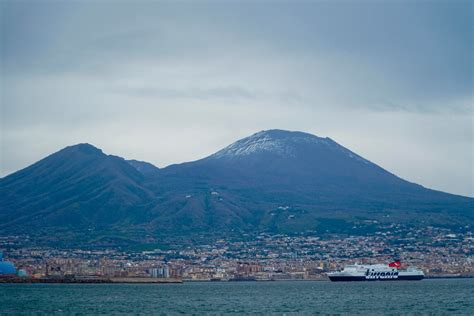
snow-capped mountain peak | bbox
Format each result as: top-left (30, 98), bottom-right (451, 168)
top-left (210, 129), bottom-right (372, 165)
top-left (211, 129), bottom-right (330, 159)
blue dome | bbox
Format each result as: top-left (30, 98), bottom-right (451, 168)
top-left (0, 261), bottom-right (17, 275)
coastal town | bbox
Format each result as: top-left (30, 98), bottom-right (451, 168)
top-left (1, 223), bottom-right (472, 282)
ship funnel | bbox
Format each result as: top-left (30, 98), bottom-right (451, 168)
top-left (388, 260), bottom-right (401, 268)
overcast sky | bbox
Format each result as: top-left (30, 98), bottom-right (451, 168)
top-left (1, 0), bottom-right (472, 197)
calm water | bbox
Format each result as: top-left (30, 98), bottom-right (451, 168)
top-left (1, 279), bottom-right (473, 315)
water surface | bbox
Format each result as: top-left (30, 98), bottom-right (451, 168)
top-left (1, 279), bottom-right (472, 314)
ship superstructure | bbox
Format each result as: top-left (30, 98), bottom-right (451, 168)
top-left (327, 261), bottom-right (424, 281)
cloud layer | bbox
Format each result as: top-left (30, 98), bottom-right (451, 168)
top-left (1, 1), bottom-right (472, 196)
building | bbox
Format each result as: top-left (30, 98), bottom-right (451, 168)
top-left (0, 252), bottom-right (17, 276)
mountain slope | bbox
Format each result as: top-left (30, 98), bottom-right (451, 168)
top-left (0, 144), bottom-right (154, 234)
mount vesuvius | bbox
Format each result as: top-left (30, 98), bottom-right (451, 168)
top-left (1, 130), bottom-right (472, 246)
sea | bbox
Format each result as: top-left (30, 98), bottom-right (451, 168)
top-left (1, 279), bottom-right (472, 315)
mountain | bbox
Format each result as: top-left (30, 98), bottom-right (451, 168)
top-left (163, 130), bottom-right (415, 193)
top-left (153, 130), bottom-right (472, 233)
top-left (1, 130), bottom-right (472, 246)
top-left (0, 144), bottom-right (154, 239)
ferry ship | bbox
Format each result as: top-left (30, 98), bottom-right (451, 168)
top-left (327, 261), bottom-right (424, 281)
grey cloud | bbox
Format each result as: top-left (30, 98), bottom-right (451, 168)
top-left (111, 86), bottom-right (258, 100)
top-left (1, 0), bottom-right (472, 196)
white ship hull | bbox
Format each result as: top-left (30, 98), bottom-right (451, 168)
top-left (328, 263), bottom-right (424, 282)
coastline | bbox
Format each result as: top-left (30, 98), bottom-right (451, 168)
top-left (0, 277), bottom-right (183, 284)
top-left (2, 275), bottom-right (473, 284)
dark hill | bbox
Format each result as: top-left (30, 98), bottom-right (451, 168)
top-left (0, 143), bottom-right (154, 235)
